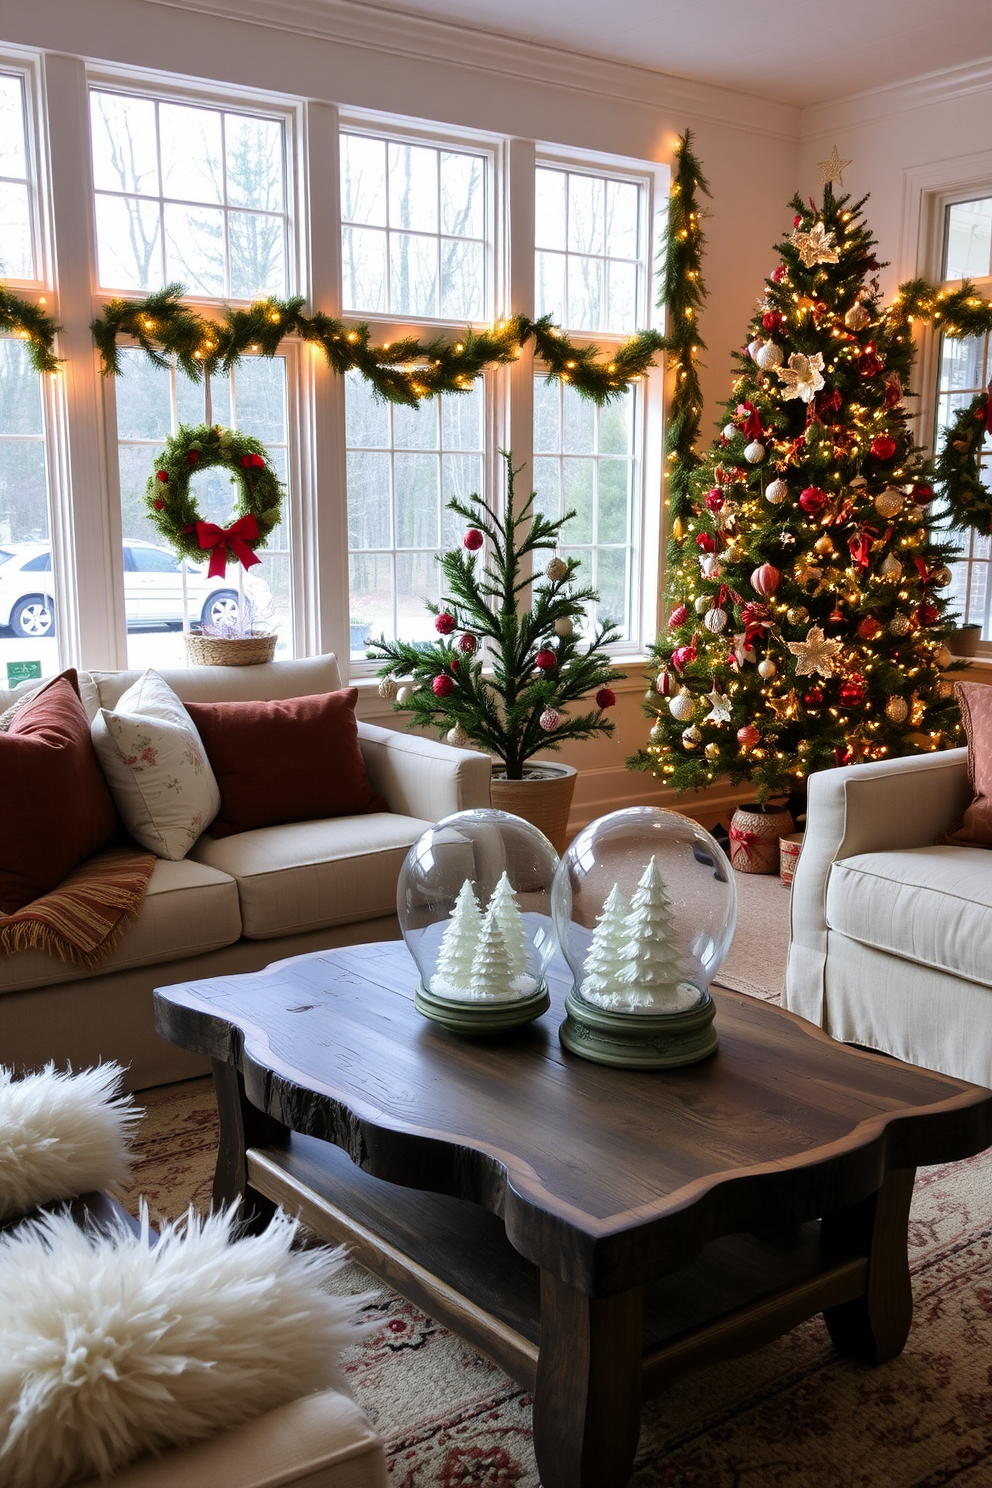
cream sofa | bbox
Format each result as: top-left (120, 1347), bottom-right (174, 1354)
top-left (785, 747), bottom-right (992, 1086)
top-left (0, 654), bottom-right (491, 1091)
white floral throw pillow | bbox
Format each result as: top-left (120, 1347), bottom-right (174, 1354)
top-left (91, 670), bottom-right (220, 859)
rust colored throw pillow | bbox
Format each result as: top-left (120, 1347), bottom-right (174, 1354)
top-left (186, 688), bottom-right (387, 839)
top-left (0, 672), bottom-right (121, 913)
top-left (945, 681), bottom-right (992, 847)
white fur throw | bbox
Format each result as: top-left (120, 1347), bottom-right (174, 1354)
top-left (0, 1064), bottom-right (139, 1223)
top-left (0, 1204), bottom-right (370, 1488)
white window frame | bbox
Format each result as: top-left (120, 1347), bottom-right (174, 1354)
top-left (0, 53), bottom-right (49, 290)
top-left (911, 155), bottom-right (992, 660)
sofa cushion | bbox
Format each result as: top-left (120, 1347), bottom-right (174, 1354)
top-left (826, 846), bottom-right (992, 991)
top-left (187, 689), bottom-right (386, 839)
top-left (190, 814), bottom-right (428, 938)
top-left (90, 655), bottom-right (343, 714)
top-left (0, 673), bottom-right (120, 913)
top-left (944, 681), bottom-right (992, 847)
top-left (0, 858), bottom-right (241, 995)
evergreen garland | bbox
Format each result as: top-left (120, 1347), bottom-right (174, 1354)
top-left (90, 288), bottom-right (665, 408)
top-left (0, 283), bottom-right (62, 374)
top-left (932, 383), bottom-right (992, 535)
top-left (661, 131), bottom-right (711, 528)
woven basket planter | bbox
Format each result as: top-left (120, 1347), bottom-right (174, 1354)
top-left (489, 763), bottom-right (577, 856)
top-left (729, 803), bottom-right (795, 875)
top-left (184, 632), bottom-right (277, 667)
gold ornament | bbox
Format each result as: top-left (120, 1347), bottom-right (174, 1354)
top-left (787, 624), bottom-right (843, 678)
top-left (767, 689), bottom-right (799, 720)
top-left (798, 739), bottom-right (812, 754)
top-left (874, 489), bottom-right (904, 519)
top-left (786, 605), bottom-right (809, 626)
top-left (885, 695), bottom-right (909, 723)
top-left (935, 644), bottom-right (952, 669)
top-left (813, 535), bottom-right (835, 557)
top-left (776, 350), bottom-right (826, 402)
top-left (378, 677), bottom-right (398, 701)
top-left (817, 145), bottom-right (853, 187)
top-left (703, 686), bottom-right (732, 724)
top-left (932, 566), bottom-right (953, 588)
top-left (545, 557), bottom-right (568, 582)
top-left (722, 543), bottom-right (746, 564)
top-left (904, 506), bottom-right (925, 524)
top-left (844, 303), bottom-right (871, 331)
top-left (889, 613), bottom-right (911, 637)
top-left (879, 553), bottom-right (903, 581)
top-left (682, 725), bottom-right (702, 749)
top-left (757, 658), bottom-right (777, 679)
top-left (937, 679), bottom-right (955, 699)
top-left (704, 741), bottom-right (721, 760)
top-left (672, 517), bottom-right (685, 542)
top-left (791, 222), bottom-right (840, 268)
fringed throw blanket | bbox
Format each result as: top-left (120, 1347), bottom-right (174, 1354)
top-left (0, 848), bottom-right (156, 969)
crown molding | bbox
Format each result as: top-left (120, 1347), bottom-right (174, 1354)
top-left (802, 54), bottom-right (992, 139)
top-left (140, 0), bottom-right (800, 140)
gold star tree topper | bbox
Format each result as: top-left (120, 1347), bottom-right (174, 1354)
top-left (817, 145), bottom-right (853, 188)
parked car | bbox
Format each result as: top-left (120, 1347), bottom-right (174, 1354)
top-left (0, 540), bottom-right (272, 637)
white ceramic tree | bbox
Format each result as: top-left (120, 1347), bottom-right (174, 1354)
top-left (488, 872), bottom-right (530, 981)
top-left (581, 884), bottom-right (630, 1006)
top-left (432, 879), bottom-right (483, 999)
top-left (468, 906), bottom-right (515, 1002)
top-left (614, 857), bottom-right (698, 1013)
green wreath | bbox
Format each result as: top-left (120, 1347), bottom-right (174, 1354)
top-left (144, 423), bottom-right (284, 571)
top-left (934, 384), bottom-right (992, 535)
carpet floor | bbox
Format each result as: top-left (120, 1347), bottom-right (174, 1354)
top-left (118, 873), bottom-right (992, 1487)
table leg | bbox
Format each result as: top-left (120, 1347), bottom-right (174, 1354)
top-left (212, 1058), bottom-right (286, 1231)
top-left (532, 1271), bottom-right (642, 1488)
top-left (822, 1166), bottom-right (916, 1366)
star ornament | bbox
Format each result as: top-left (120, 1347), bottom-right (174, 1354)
top-left (776, 351), bottom-right (826, 404)
top-left (791, 221), bottom-right (840, 268)
top-left (788, 625), bottom-right (843, 678)
top-left (767, 688), bottom-right (799, 721)
top-left (704, 686), bottom-right (732, 724)
top-left (817, 145), bottom-right (852, 188)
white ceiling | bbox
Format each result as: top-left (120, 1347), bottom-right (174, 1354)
top-left (348, 0), bottom-right (992, 107)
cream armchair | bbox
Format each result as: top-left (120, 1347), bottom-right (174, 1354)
top-left (784, 747), bottom-right (992, 1085)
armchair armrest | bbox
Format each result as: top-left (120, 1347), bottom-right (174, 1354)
top-left (358, 722), bottom-right (491, 821)
top-left (786, 748), bottom-right (971, 1024)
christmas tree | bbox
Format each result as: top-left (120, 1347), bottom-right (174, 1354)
top-left (613, 858), bottom-right (697, 1014)
top-left (370, 451), bottom-right (624, 778)
top-left (432, 879), bottom-right (483, 999)
top-left (488, 872), bottom-right (530, 982)
top-left (580, 883), bottom-right (629, 1003)
top-left (468, 907), bottom-right (514, 1002)
top-left (630, 176), bottom-right (963, 801)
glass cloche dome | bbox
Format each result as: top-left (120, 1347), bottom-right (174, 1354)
top-left (551, 807), bottom-right (737, 1067)
top-left (397, 808), bottom-right (559, 1033)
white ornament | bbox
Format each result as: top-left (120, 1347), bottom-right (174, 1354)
top-left (545, 557), bottom-right (568, 582)
top-left (539, 708), bottom-right (561, 732)
top-left (776, 351), bottom-right (826, 404)
top-left (669, 687), bottom-right (695, 722)
top-left (879, 553), bottom-right (903, 581)
top-left (378, 677), bottom-right (398, 701)
top-left (694, 594), bottom-right (711, 614)
top-left (700, 554), bottom-right (724, 579)
top-left (396, 683), bottom-right (417, 705)
top-left (703, 686), bottom-right (732, 724)
top-left (744, 441), bottom-right (766, 464)
top-left (581, 884), bottom-right (629, 1004)
top-left (747, 339), bottom-right (763, 360)
top-left (722, 422), bottom-right (737, 440)
top-left (874, 488), bottom-right (904, 519)
top-left (612, 857), bottom-right (698, 1013)
top-left (758, 658), bottom-right (777, 679)
top-left (704, 606), bottom-right (727, 633)
top-left (554, 616), bottom-right (573, 637)
top-left (431, 880), bottom-right (483, 1000)
top-left (754, 341), bottom-right (784, 371)
top-left (681, 725), bottom-right (702, 748)
top-left (765, 479), bottom-right (788, 505)
top-left (446, 723), bottom-right (470, 747)
top-left (791, 220), bottom-right (840, 267)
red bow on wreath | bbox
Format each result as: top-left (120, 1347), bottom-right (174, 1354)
top-left (196, 514), bottom-right (262, 579)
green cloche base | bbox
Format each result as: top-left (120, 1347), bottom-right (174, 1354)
top-left (559, 986), bottom-right (718, 1069)
top-left (415, 982), bottom-right (551, 1035)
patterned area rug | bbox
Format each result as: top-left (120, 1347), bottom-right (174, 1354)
top-left (119, 881), bottom-right (992, 1487)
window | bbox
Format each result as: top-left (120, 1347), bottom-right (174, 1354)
top-left (932, 194), bottom-right (992, 643)
top-left (89, 90), bottom-right (288, 298)
top-left (0, 338), bottom-right (59, 681)
top-left (535, 165), bottom-right (645, 334)
top-left (0, 72), bottom-right (35, 281)
top-left (341, 133), bottom-right (489, 320)
top-left (114, 347), bottom-right (293, 668)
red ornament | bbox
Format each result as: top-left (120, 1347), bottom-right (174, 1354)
top-left (695, 532), bottom-right (716, 553)
top-left (828, 607), bottom-right (845, 625)
top-left (240, 452), bottom-right (265, 469)
top-left (838, 679), bottom-right (866, 708)
top-left (857, 616), bottom-right (883, 640)
top-left (870, 435), bottom-right (897, 461)
top-left (793, 215), bottom-right (803, 227)
top-left (672, 644), bottom-right (696, 671)
top-left (463, 528), bottom-right (484, 551)
top-left (539, 708), bottom-right (562, 732)
top-left (772, 266), bottom-right (786, 283)
top-left (668, 602), bottom-right (689, 628)
top-left (432, 675), bottom-right (455, 698)
top-left (534, 648), bottom-right (557, 671)
top-left (655, 670), bottom-right (674, 696)
top-left (704, 489), bottom-right (724, 512)
top-left (737, 724), bottom-right (761, 748)
top-left (916, 600), bottom-right (939, 626)
top-left (804, 688), bottom-right (823, 706)
top-left (595, 688), bottom-right (616, 709)
top-left (156, 470), bottom-right (168, 483)
top-left (912, 483), bottom-right (934, 506)
top-left (458, 633), bottom-right (477, 654)
top-left (750, 563), bottom-right (781, 597)
top-left (434, 611), bottom-right (455, 635)
top-left (762, 311), bottom-right (782, 333)
top-left (799, 486), bottom-right (827, 516)
top-left (153, 499), bottom-right (165, 511)
top-left (186, 449), bottom-right (200, 467)
top-left (858, 351), bottom-right (884, 378)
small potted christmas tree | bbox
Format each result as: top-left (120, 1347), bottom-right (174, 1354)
top-left (370, 452), bottom-right (625, 852)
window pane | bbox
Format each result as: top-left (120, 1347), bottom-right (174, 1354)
top-left (115, 351), bottom-right (172, 439)
top-left (568, 254), bottom-right (603, 331)
top-left (598, 459), bottom-right (631, 543)
top-left (390, 232), bottom-right (437, 317)
top-left (90, 92), bottom-right (159, 195)
top-left (226, 114), bottom-right (284, 211)
top-left (440, 239), bottom-right (484, 320)
top-left (159, 103), bottom-right (223, 204)
top-left (396, 550), bottom-right (439, 642)
top-left (441, 383), bottom-right (483, 450)
top-left (347, 451), bottom-right (391, 549)
top-left (164, 203), bottom-right (225, 296)
top-left (563, 384), bottom-right (595, 454)
top-left (389, 143), bottom-right (438, 233)
top-left (341, 134), bottom-right (387, 226)
top-left (233, 357), bottom-right (286, 444)
top-left (934, 327), bottom-right (992, 638)
top-left (605, 179), bottom-right (639, 259)
top-left (343, 225), bottom-right (387, 313)
top-left (440, 152), bottom-right (483, 239)
top-left (394, 400), bottom-right (438, 452)
top-left (0, 339), bottom-right (59, 677)
top-left (229, 211), bottom-right (286, 298)
top-left (944, 198), bottom-right (992, 281)
top-left (535, 168), bottom-right (566, 251)
top-left (94, 194), bottom-right (161, 290)
top-left (568, 175), bottom-right (604, 256)
top-left (535, 250), bottom-right (565, 324)
top-left (596, 546), bottom-right (629, 631)
top-left (345, 370), bottom-right (390, 448)
top-left (441, 453), bottom-right (482, 546)
top-left (395, 453), bottom-right (439, 547)
top-left (562, 457), bottom-right (594, 543)
top-left (349, 552), bottom-right (392, 642)
top-left (0, 75), bottom-right (27, 177)
top-left (606, 260), bottom-right (637, 335)
top-left (532, 455), bottom-right (560, 521)
top-left (0, 182), bottom-right (32, 280)
top-left (537, 166), bottom-right (646, 334)
top-left (534, 380), bottom-right (561, 455)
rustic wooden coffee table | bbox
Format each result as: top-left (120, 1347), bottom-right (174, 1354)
top-left (155, 941), bottom-right (992, 1488)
